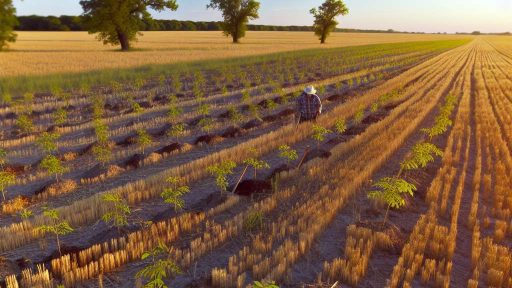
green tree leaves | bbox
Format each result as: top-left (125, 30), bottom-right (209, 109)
top-left (40, 155), bottom-right (66, 182)
top-left (400, 143), bottom-right (443, 172)
top-left (136, 242), bottom-right (182, 288)
top-left (207, 160), bottom-right (236, 194)
top-left (207, 0), bottom-right (260, 43)
top-left (310, 0), bottom-right (349, 44)
top-left (37, 207), bottom-right (74, 256)
top-left (102, 192), bottom-right (131, 230)
top-left (161, 177), bottom-right (189, 211)
top-left (0, 0), bottom-right (18, 50)
top-left (0, 170), bottom-right (15, 201)
top-left (368, 178), bottom-right (416, 209)
top-left (36, 132), bottom-right (60, 155)
top-left (80, 0), bottom-right (178, 50)
top-left (278, 145), bottom-right (298, 165)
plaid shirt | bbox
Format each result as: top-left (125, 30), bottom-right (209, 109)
top-left (296, 93), bottom-right (322, 120)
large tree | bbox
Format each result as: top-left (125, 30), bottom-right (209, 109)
top-left (80, 0), bottom-right (178, 51)
top-left (207, 0), bottom-right (260, 43)
top-left (0, 0), bottom-right (18, 51)
top-left (310, 0), bottom-right (349, 44)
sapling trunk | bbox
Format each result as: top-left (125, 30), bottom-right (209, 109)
top-left (297, 147), bottom-right (311, 169)
top-left (231, 165), bottom-right (249, 194)
top-left (2, 191), bottom-right (5, 201)
top-left (56, 233), bottom-right (62, 256)
top-left (382, 205), bottom-right (391, 229)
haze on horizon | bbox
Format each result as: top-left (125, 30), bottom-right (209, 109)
top-left (12, 0), bottom-right (512, 34)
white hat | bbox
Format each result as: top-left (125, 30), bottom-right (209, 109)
top-left (304, 86), bottom-right (317, 95)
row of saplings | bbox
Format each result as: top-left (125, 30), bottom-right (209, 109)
top-left (1, 92), bottom-right (451, 287)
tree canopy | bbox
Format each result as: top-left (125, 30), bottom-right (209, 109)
top-left (310, 0), bottom-right (349, 44)
top-left (79, 0), bottom-right (178, 50)
top-left (207, 0), bottom-right (260, 43)
top-left (0, 0), bottom-right (18, 51)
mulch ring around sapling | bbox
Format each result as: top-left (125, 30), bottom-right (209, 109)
top-left (301, 148), bottom-right (332, 166)
top-left (194, 134), bottom-right (224, 145)
top-left (231, 179), bottom-right (272, 197)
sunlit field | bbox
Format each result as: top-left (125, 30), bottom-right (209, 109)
top-left (0, 31), bottom-right (469, 77)
top-left (2, 25), bottom-right (512, 287)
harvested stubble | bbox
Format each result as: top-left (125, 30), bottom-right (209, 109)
top-left (208, 43), bottom-right (474, 287)
top-left (0, 42), bottom-right (463, 253)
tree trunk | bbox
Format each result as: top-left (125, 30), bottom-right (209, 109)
top-left (320, 27), bottom-right (327, 44)
top-left (117, 30), bottom-right (130, 51)
top-left (232, 28), bottom-right (239, 43)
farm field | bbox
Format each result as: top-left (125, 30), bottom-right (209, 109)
top-left (0, 31), bottom-right (469, 77)
top-left (1, 35), bottom-right (512, 288)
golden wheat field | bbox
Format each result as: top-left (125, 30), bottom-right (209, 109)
top-left (0, 31), bottom-right (469, 77)
top-left (2, 32), bottom-right (512, 288)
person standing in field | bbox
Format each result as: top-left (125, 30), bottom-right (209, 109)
top-left (296, 86), bottom-right (323, 123)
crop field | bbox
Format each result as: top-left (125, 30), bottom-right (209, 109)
top-left (0, 31), bottom-right (468, 78)
top-left (0, 35), bottom-right (512, 288)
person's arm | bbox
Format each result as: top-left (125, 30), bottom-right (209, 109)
top-left (315, 95), bottom-right (323, 114)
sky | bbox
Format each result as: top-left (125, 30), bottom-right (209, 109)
top-left (12, 0), bottom-right (512, 33)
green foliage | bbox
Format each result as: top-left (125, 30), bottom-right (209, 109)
top-left (368, 177), bottom-right (416, 209)
top-left (52, 107), bottom-right (68, 127)
top-left (248, 104), bottom-right (261, 120)
top-left (253, 281), bottom-right (279, 288)
top-left (36, 132), bottom-right (60, 155)
top-left (136, 242), bottom-right (182, 288)
top-left (94, 120), bottom-right (109, 144)
top-left (198, 103), bottom-right (210, 116)
top-left (370, 102), bottom-right (379, 113)
top-left (167, 95), bottom-right (182, 123)
top-left (421, 94), bottom-right (458, 140)
top-left (161, 177), bottom-right (189, 211)
top-left (132, 101), bottom-right (144, 114)
top-left (80, 0), bottom-right (178, 50)
top-left (265, 99), bottom-right (277, 110)
top-left (92, 143), bottom-right (112, 166)
top-left (244, 210), bottom-right (264, 232)
top-left (310, 0), bottom-right (349, 43)
top-left (334, 118), bottom-right (347, 134)
top-left (311, 124), bottom-right (332, 145)
top-left (16, 114), bottom-right (34, 135)
top-left (0, 170), bottom-right (15, 200)
top-left (20, 209), bottom-right (33, 220)
top-left (102, 192), bottom-right (131, 229)
top-left (400, 143), bottom-right (443, 172)
top-left (0, 148), bottom-right (7, 167)
top-left (167, 123), bottom-right (186, 141)
top-left (278, 145), bottom-right (298, 165)
top-left (37, 207), bottom-right (74, 256)
top-left (198, 117), bottom-right (214, 133)
top-left (207, 0), bottom-right (260, 43)
top-left (207, 160), bottom-right (236, 193)
top-left (227, 105), bottom-right (243, 123)
top-left (40, 155), bottom-right (66, 181)
top-left (353, 106), bottom-right (365, 124)
top-left (137, 129), bottom-right (152, 154)
top-left (0, 0), bottom-right (18, 50)
top-left (243, 149), bottom-right (270, 179)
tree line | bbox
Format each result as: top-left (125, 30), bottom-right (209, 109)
top-left (15, 15), bottom-right (408, 34)
top-left (1, 0), bottom-right (351, 51)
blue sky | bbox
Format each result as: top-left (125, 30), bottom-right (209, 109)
top-left (13, 0), bottom-right (512, 33)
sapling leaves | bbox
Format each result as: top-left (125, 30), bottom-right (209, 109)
top-left (400, 143), bottom-right (443, 171)
top-left (136, 242), bottom-right (182, 288)
top-left (102, 192), bottom-right (131, 230)
top-left (334, 118), bottom-right (347, 135)
top-left (207, 160), bottom-right (236, 193)
top-left (161, 176), bottom-right (189, 211)
top-left (0, 171), bottom-right (16, 200)
top-left (368, 177), bottom-right (416, 209)
top-left (278, 145), bottom-right (298, 165)
top-left (311, 124), bottom-right (332, 145)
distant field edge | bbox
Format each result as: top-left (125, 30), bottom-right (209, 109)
top-left (1, 39), bottom-right (471, 97)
